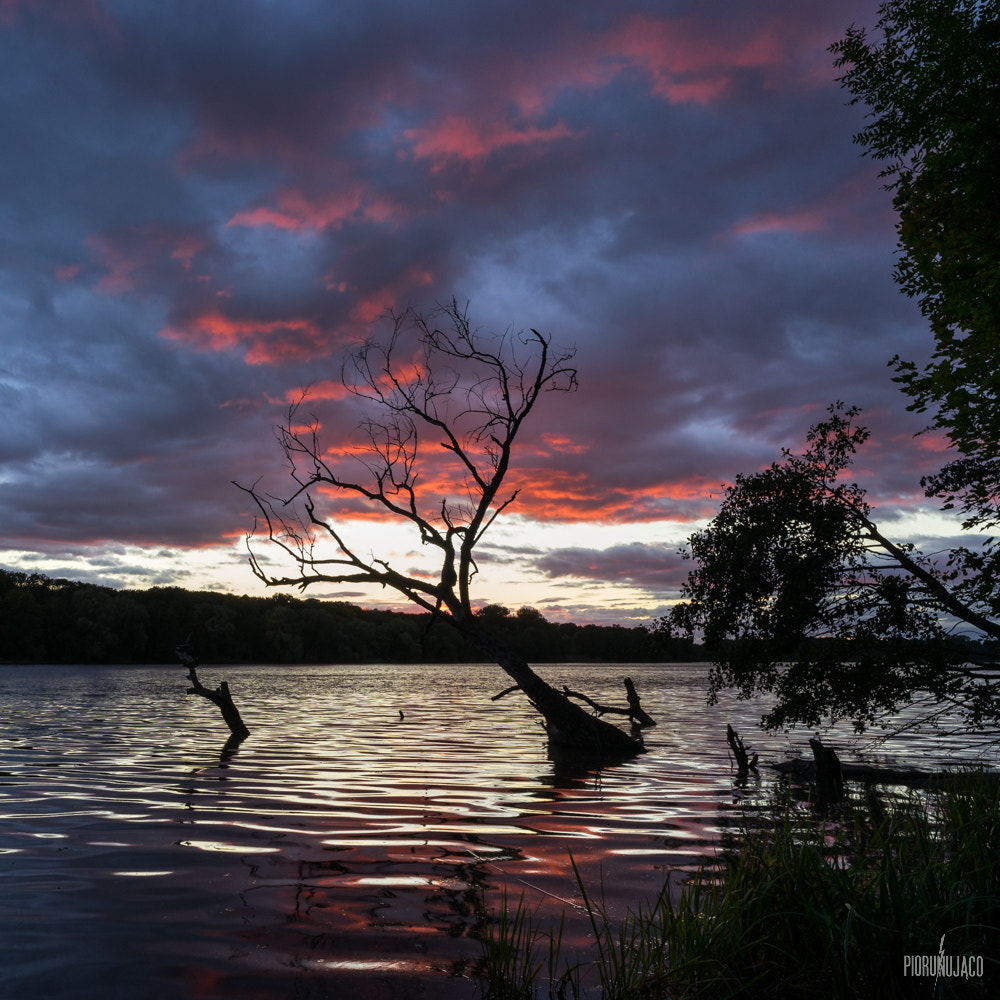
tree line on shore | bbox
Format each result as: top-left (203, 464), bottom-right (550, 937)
top-left (0, 568), bottom-right (699, 666)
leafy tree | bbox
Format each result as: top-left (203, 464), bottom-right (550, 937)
top-left (239, 301), bottom-right (646, 756)
top-left (670, 404), bottom-right (1000, 734)
top-left (831, 0), bottom-right (1000, 457)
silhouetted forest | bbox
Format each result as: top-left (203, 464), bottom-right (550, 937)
top-left (0, 569), bottom-right (700, 665)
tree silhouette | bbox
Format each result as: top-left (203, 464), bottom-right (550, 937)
top-left (238, 301), bottom-right (646, 758)
top-left (670, 404), bottom-right (1000, 735)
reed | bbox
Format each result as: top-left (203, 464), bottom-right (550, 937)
top-left (476, 887), bottom-right (579, 1000)
top-left (476, 771), bottom-right (1000, 999)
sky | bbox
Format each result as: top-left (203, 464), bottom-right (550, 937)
top-left (0, 0), bottom-right (958, 625)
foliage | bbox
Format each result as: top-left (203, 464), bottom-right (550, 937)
top-left (478, 774), bottom-right (1000, 999)
top-left (831, 0), bottom-right (1000, 457)
top-left (0, 568), bottom-right (667, 665)
top-left (667, 404), bottom-right (1000, 733)
top-left (660, 774), bottom-right (1000, 999)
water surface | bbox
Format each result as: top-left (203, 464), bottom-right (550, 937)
top-left (0, 662), bottom-right (991, 999)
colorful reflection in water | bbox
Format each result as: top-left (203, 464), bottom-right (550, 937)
top-left (0, 662), bottom-right (992, 998)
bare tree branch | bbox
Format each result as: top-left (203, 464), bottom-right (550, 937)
top-left (235, 301), bottom-right (645, 758)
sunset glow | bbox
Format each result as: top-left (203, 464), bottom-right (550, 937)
top-left (0, 0), bottom-right (943, 622)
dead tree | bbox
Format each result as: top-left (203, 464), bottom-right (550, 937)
top-left (237, 301), bottom-right (643, 759)
top-left (176, 641), bottom-right (250, 741)
top-left (726, 724), bottom-right (758, 780)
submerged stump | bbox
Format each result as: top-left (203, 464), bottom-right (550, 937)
top-left (809, 738), bottom-right (844, 804)
top-left (176, 641), bottom-right (250, 741)
top-left (726, 724), bottom-right (758, 781)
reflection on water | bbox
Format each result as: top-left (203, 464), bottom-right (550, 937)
top-left (0, 662), bottom-right (993, 999)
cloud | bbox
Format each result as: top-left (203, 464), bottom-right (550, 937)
top-left (535, 542), bottom-right (687, 595)
top-left (0, 0), bottom-right (948, 622)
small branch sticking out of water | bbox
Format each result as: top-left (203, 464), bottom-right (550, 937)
top-left (726, 724), bottom-right (758, 779)
top-left (491, 684), bottom-right (522, 701)
top-left (176, 640), bottom-right (250, 741)
top-left (623, 677), bottom-right (656, 727)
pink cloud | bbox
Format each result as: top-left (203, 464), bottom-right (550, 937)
top-left (733, 206), bottom-right (829, 236)
top-left (228, 183), bottom-right (402, 232)
top-left (54, 263), bottom-right (81, 282)
top-left (912, 431), bottom-right (952, 454)
top-left (177, 122), bottom-right (317, 173)
top-left (609, 14), bottom-right (781, 103)
top-left (343, 266), bottom-right (434, 324)
top-left (402, 115), bottom-right (576, 166)
top-left (496, 9), bottom-right (795, 125)
top-left (87, 224), bottom-right (211, 294)
top-left (169, 235), bottom-right (207, 270)
top-left (87, 233), bottom-right (142, 293)
top-left (731, 173), bottom-right (894, 240)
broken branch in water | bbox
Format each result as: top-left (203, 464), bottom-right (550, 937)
top-left (562, 677), bottom-right (656, 728)
top-left (623, 677), bottom-right (656, 727)
top-left (176, 640), bottom-right (250, 741)
top-left (491, 683), bottom-right (522, 701)
top-left (726, 724), bottom-right (758, 776)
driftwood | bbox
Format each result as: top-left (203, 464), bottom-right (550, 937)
top-left (769, 746), bottom-right (977, 790)
top-left (561, 677), bottom-right (656, 728)
top-left (809, 738), bottom-right (844, 804)
top-left (623, 677), bottom-right (656, 728)
top-left (176, 641), bottom-right (250, 741)
top-left (726, 724), bottom-right (758, 776)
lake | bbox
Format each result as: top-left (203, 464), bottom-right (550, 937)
top-left (0, 662), bottom-right (993, 999)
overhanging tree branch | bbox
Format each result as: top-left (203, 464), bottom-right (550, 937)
top-left (668, 403), bottom-right (1000, 736)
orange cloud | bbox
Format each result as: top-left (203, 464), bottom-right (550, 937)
top-left (505, 467), bottom-right (718, 523)
top-left (539, 433), bottom-right (589, 456)
top-left (299, 441), bottom-right (718, 526)
top-left (288, 380), bottom-right (352, 403)
top-left (160, 310), bottom-right (333, 364)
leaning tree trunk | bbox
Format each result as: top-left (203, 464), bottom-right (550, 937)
top-left (461, 620), bottom-right (644, 759)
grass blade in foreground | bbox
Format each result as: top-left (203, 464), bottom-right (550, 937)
top-left (478, 773), bottom-right (1000, 998)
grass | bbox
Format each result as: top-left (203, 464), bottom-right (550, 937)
top-left (475, 771), bottom-right (1000, 999)
top-left (476, 887), bottom-right (579, 1000)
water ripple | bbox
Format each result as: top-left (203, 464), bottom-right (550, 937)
top-left (0, 662), bottom-right (993, 999)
